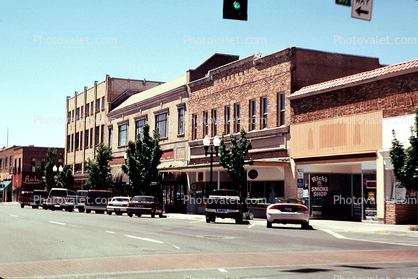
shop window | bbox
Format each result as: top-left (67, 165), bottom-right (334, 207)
top-left (247, 181), bottom-right (284, 205)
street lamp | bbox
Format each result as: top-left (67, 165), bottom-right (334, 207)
top-left (59, 165), bottom-right (63, 172)
top-left (203, 135), bottom-right (221, 191)
top-left (53, 165), bottom-right (58, 173)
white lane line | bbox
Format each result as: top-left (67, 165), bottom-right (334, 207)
top-left (50, 221), bottom-right (66, 226)
top-left (10, 214), bottom-right (18, 217)
top-left (248, 223), bottom-right (255, 229)
top-left (218, 268), bottom-right (228, 273)
top-left (320, 229), bottom-right (347, 239)
top-left (125, 235), bottom-right (164, 244)
top-left (105, 231), bottom-right (116, 234)
top-left (171, 244), bottom-right (181, 249)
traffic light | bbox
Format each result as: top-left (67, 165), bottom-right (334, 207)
top-left (223, 0), bottom-right (247, 21)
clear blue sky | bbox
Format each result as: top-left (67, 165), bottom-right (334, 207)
top-left (1, 0), bottom-right (417, 149)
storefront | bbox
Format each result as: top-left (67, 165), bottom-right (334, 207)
top-left (295, 161), bottom-right (378, 221)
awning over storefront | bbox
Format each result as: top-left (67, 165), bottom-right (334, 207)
top-left (111, 166), bottom-right (129, 183)
top-left (0, 180), bottom-right (12, 192)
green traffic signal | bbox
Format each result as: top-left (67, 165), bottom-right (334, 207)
top-left (233, 1), bottom-right (241, 10)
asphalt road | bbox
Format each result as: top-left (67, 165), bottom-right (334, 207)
top-left (1, 203), bottom-right (418, 279)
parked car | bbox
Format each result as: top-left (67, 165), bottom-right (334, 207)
top-left (30, 190), bottom-right (49, 209)
top-left (205, 189), bottom-right (241, 223)
top-left (76, 190), bottom-right (88, 212)
top-left (107, 196), bottom-right (131, 215)
top-left (127, 196), bottom-right (164, 218)
top-left (45, 188), bottom-right (75, 210)
top-left (266, 197), bottom-right (310, 229)
top-left (84, 190), bottom-right (112, 214)
top-left (63, 195), bottom-right (76, 212)
top-left (18, 191), bottom-right (33, 208)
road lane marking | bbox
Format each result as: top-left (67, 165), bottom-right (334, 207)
top-left (9, 214), bottom-right (18, 217)
top-left (170, 244), bottom-right (181, 249)
top-left (320, 229), bottom-right (347, 239)
top-left (105, 231), bottom-right (116, 234)
top-left (50, 221), bottom-right (66, 226)
top-left (218, 268), bottom-right (227, 273)
top-left (248, 223), bottom-right (255, 229)
top-left (125, 235), bottom-right (164, 244)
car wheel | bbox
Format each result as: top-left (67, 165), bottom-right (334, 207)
top-left (86, 209), bottom-right (91, 214)
top-left (137, 214), bottom-right (142, 217)
top-left (79, 208), bottom-right (85, 213)
top-left (301, 222), bottom-right (310, 230)
top-left (267, 221), bottom-right (272, 228)
top-left (128, 212), bottom-right (133, 217)
top-left (68, 208), bottom-right (73, 212)
top-left (32, 206), bottom-right (37, 209)
top-left (206, 216), bottom-right (211, 223)
top-left (116, 212), bottom-right (122, 216)
top-left (107, 211), bottom-right (112, 215)
top-left (20, 204), bottom-right (24, 208)
top-left (235, 216), bottom-right (242, 224)
top-left (159, 213), bottom-right (164, 218)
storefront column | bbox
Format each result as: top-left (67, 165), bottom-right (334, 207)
top-left (376, 152), bottom-right (385, 221)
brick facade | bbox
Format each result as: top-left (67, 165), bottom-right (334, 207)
top-left (385, 202), bottom-right (418, 225)
top-left (291, 72), bottom-right (418, 124)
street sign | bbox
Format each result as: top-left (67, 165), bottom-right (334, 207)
top-left (351, 0), bottom-right (373, 21)
top-left (336, 0), bottom-right (351, 7)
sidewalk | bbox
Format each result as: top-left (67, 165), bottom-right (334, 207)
top-left (166, 213), bottom-right (418, 234)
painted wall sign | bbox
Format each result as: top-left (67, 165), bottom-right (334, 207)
top-left (310, 175), bottom-right (329, 198)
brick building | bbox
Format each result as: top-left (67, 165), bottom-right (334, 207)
top-left (106, 75), bottom-right (189, 212)
top-left (289, 58), bottom-right (418, 223)
top-left (169, 47), bottom-right (381, 215)
top-left (65, 76), bottom-right (162, 189)
top-left (0, 145), bottom-right (64, 202)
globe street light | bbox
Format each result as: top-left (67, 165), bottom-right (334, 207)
top-left (203, 135), bottom-right (221, 192)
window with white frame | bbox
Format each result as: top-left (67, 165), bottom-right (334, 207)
top-left (225, 106), bottom-right (231, 135)
top-left (118, 123), bottom-right (128, 146)
top-left (261, 97), bottom-right (268, 129)
top-left (136, 118), bottom-right (146, 140)
top-left (178, 107), bottom-right (184, 135)
top-left (212, 109), bottom-right (217, 136)
top-left (235, 103), bottom-right (240, 133)
top-left (203, 111), bottom-right (209, 137)
top-left (250, 99), bottom-right (256, 131)
top-left (156, 113), bottom-right (168, 138)
top-left (279, 93), bottom-right (285, 126)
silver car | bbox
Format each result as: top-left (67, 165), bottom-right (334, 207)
top-left (107, 196), bottom-right (131, 215)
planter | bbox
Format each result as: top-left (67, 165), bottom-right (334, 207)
top-left (385, 201), bottom-right (417, 225)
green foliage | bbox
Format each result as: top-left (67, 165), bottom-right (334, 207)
top-left (44, 148), bottom-right (57, 191)
top-left (56, 165), bottom-right (74, 190)
top-left (389, 107), bottom-right (418, 191)
top-left (219, 128), bottom-right (252, 187)
top-left (84, 143), bottom-right (114, 190)
top-left (121, 124), bottom-right (163, 196)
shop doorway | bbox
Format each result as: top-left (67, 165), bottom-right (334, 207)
top-left (162, 183), bottom-right (187, 213)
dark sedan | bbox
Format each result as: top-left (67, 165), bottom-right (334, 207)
top-left (127, 196), bottom-right (164, 218)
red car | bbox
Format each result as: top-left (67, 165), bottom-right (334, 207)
top-left (127, 196), bottom-right (164, 218)
top-left (18, 191), bottom-right (33, 208)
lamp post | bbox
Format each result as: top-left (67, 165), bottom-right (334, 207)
top-left (203, 135), bottom-right (221, 191)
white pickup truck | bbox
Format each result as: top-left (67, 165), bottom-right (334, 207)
top-left (205, 189), bottom-right (242, 224)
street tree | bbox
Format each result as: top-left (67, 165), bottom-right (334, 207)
top-left (122, 124), bottom-right (163, 196)
top-left (56, 165), bottom-right (74, 190)
top-left (84, 143), bottom-right (114, 190)
top-left (390, 107), bottom-right (418, 192)
top-left (219, 128), bottom-right (252, 220)
top-left (44, 148), bottom-right (57, 191)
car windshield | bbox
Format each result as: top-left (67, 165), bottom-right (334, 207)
top-left (49, 190), bottom-right (67, 197)
top-left (20, 192), bottom-right (32, 198)
top-left (113, 198), bottom-right (130, 202)
top-left (211, 190), bottom-right (239, 196)
top-left (273, 197), bottom-right (302, 204)
top-left (133, 197), bottom-right (153, 203)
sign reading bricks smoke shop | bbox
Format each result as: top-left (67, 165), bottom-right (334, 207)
top-left (310, 175), bottom-right (329, 198)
